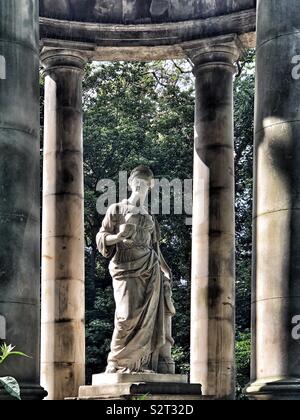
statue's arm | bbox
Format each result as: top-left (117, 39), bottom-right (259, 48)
top-left (104, 232), bottom-right (127, 246)
top-left (158, 247), bottom-right (172, 282)
top-left (152, 217), bottom-right (176, 314)
top-left (96, 204), bottom-right (120, 258)
top-left (97, 204), bottom-right (135, 257)
top-left (153, 217), bottom-right (172, 281)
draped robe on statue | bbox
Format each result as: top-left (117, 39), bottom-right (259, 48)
top-left (96, 201), bottom-right (166, 372)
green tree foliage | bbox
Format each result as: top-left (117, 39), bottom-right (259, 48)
top-left (235, 51), bottom-right (255, 335)
top-left (234, 50), bottom-right (255, 396)
top-left (236, 332), bottom-right (252, 399)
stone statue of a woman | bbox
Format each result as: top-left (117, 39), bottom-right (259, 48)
top-left (96, 166), bottom-right (176, 374)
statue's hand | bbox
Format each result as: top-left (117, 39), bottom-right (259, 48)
top-left (164, 285), bottom-right (176, 316)
top-left (119, 223), bottom-right (136, 239)
top-left (163, 269), bottom-right (172, 282)
top-left (162, 271), bottom-right (175, 315)
top-left (116, 231), bottom-right (128, 241)
top-left (122, 239), bottom-right (135, 248)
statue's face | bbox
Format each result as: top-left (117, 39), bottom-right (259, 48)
top-left (130, 175), bottom-right (153, 193)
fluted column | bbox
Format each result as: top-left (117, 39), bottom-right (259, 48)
top-left (41, 49), bottom-right (87, 400)
top-left (246, 0), bottom-right (300, 400)
top-left (0, 0), bottom-right (46, 400)
top-left (184, 36), bottom-right (241, 399)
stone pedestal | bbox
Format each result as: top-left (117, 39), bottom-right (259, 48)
top-left (78, 373), bottom-right (202, 400)
top-left (184, 35), bottom-right (241, 400)
top-left (40, 49), bottom-right (88, 400)
top-left (247, 0), bottom-right (300, 401)
top-left (0, 0), bottom-right (46, 400)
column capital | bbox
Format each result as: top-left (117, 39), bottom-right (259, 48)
top-left (182, 34), bottom-right (244, 74)
top-left (40, 48), bottom-right (89, 73)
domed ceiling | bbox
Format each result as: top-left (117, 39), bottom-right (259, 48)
top-left (40, 0), bottom-right (256, 24)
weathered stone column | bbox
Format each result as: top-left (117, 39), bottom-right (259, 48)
top-left (246, 0), bottom-right (300, 400)
top-left (0, 0), bottom-right (46, 400)
top-left (184, 36), bottom-right (240, 399)
top-left (41, 49), bottom-right (87, 400)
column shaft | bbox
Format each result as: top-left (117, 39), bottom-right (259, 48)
top-left (41, 50), bottom-right (86, 400)
top-left (247, 0), bottom-right (300, 400)
top-left (185, 37), bottom-right (240, 399)
top-left (0, 0), bottom-right (46, 400)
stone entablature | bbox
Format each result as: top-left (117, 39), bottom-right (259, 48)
top-left (39, 1), bottom-right (256, 61)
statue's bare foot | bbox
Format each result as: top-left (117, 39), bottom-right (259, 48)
top-left (105, 365), bottom-right (117, 373)
top-left (140, 369), bottom-right (155, 374)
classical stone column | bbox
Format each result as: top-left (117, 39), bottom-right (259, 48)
top-left (184, 36), bottom-right (240, 399)
top-left (41, 49), bottom-right (87, 400)
top-left (246, 0), bottom-right (300, 400)
top-left (0, 0), bottom-right (46, 400)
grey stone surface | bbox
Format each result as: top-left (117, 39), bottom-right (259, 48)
top-left (247, 0), bottom-right (300, 401)
top-left (184, 35), bottom-right (240, 400)
top-left (0, 0), bottom-right (46, 400)
top-left (41, 49), bottom-right (87, 401)
top-left (39, 0), bottom-right (256, 24)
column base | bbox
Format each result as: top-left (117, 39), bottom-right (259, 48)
top-left (246, 378), bottom-right (300, 400)
top-left (0, 384), bottom-right (47, 400)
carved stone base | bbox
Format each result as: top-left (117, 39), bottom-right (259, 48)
top-left (75, 373), bottom-right (202, 400)
top-left (78, 382), bottom-right (202, 401)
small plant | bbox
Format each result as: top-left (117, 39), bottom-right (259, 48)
top-left (0, 343), bottom-right (30, 400)
top-left (131, 394), bottom-right (150, 401)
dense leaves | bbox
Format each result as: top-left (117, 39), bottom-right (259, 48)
top-left (235, 50), bottom-right (255, 336)
top-left (234, 51), bottom-right (255, 396)
top-left (236, 332), bottom-right (252, 399)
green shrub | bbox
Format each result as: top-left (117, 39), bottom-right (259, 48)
top-left (236, 332), bottom-right (251, 399)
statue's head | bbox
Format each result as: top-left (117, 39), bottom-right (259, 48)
top-left (128, 165), bottom-right (155, 192)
